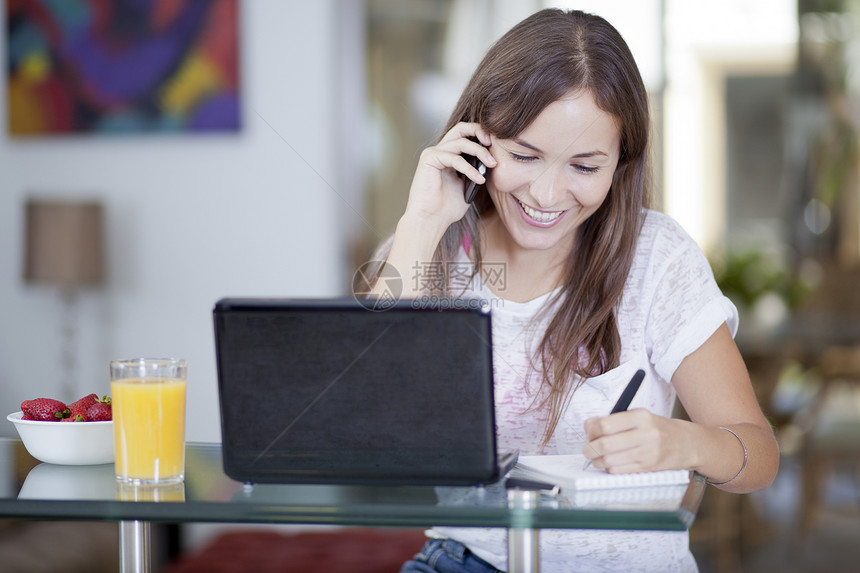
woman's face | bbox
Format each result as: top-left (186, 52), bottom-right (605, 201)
top-left (485, 90), bottom-right (621, 258)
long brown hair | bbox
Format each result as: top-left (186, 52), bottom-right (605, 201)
top-left (393, 9), bottom-right (652, 446)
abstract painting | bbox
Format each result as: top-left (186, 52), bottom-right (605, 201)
top-left (7, 0), bottom-right (240, 135)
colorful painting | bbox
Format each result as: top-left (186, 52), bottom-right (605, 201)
top-left (7, 0), bottom-right (240, 135)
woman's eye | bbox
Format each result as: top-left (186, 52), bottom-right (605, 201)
top-left (510, 153), bottom-right (537, 163)
top-left (574, 165), bottom-right (600, 174)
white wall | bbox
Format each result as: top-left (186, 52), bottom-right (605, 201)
top-left (0, 1), bottom-right (350, 443)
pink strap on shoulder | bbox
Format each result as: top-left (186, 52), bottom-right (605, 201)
top-left (461, 229), bottom-right (472, 254)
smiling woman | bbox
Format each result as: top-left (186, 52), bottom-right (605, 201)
top-left (481, 91), bottom-right (621, 280)
top-left (366, 8), bottom-right (778, 573)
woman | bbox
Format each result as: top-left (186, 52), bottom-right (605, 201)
top-left (370, 8), bottom-right (779, 572)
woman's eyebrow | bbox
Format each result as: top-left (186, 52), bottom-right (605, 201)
top-left (512, 137), bottom-right (543, 153)
top-left (511, 138), bottom-right (609, 159)
top-left (571, 150), bottom-right (609, 159)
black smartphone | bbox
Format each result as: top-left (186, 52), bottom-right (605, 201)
top-left (464, 159), bottom-right (486, 203)
top-left (505, 476), bottom-right (561, 496)
top-left (463, 137), bottom-right (488, 203)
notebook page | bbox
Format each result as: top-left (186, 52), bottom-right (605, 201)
top-left (510, 454), bottom-right (690, 492)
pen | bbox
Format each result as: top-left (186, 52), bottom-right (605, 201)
top-left (583, 369), bottom-right (646, 470)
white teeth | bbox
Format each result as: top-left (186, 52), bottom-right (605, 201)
top-left (517, 199), bottom-right (563, 223)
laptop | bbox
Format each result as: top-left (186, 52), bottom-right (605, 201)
top-left (213, 297), bottom-right (518, 486)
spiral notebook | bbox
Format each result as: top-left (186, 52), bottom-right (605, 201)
top-left (569, 483), bottom-right (691, 510)
top-left (509, 454), bottom-right (690, 492)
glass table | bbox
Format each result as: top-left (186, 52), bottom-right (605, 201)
top-left (0, 438), bottom-right (705, 573)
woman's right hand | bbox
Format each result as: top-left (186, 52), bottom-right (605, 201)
top-left (373, 123), bottom-right (496, 300)
top-left (401, 122), bottom-right (497, 231)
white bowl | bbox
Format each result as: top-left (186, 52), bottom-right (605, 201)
top-left (7, 411), bottom-right (114, 465)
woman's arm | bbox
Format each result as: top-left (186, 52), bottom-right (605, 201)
top-left (583, 324), bottom-right (779, 493)
top-left (670, 323), bottom-right (779, 492)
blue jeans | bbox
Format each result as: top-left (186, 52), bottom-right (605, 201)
top-left (401, 539), bottom-right (505, 573)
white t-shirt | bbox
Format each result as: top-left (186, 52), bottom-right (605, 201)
top-left (431, 210), bottom-right (738, 572)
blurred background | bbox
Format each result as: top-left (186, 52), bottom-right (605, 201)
top-left (2, 0), bottom-right (860, 571)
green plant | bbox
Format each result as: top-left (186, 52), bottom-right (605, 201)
top-left (710, 249), bottom-right (811, 310)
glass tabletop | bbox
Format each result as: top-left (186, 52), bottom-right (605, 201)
top-left (0, 438), bottom-right (705, 531)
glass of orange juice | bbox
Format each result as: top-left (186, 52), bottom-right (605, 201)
top-left (110, 358), bottom-right (187, 485)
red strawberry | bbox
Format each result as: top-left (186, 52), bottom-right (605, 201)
top-left (21, 398), bottom-right (69, 421)
top-left (86, 396), bottom-right (112, 421)
top-left (68, 393), bottom-right (98, 420)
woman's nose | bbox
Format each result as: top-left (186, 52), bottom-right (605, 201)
top-left (528, 166), bottom-right (564, 209)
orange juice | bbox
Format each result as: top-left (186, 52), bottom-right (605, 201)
top-left (112, 377), bottom-right (186, 484)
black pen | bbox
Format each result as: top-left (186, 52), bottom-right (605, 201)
top-left (583, 369), bottom-right (646, 470)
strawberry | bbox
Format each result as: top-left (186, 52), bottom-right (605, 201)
top-left (21, 398), bottom-right (69, 421)
top-left (68, 393), bottom-right (98, 420)
top-left (86, 396), bottom-right (112, 421)
top-left (62, 413), bottom-right (86, 422)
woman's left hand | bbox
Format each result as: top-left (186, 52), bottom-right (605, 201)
top-left (582, 409), bottom-right (693, 474)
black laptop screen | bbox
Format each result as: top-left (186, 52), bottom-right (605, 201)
top-left (213, 298), bottom-right (498, 485)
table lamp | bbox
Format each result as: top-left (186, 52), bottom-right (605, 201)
top-left (24, 199), bottom-right (105, 402)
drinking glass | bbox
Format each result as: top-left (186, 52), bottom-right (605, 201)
top-left (110, 358), bottom-right (187, 485)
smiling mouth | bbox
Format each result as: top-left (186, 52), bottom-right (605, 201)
top-left (516, 198), bottom-right (566, 223)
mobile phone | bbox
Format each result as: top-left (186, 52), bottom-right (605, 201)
top-left (463, 138), bottom-right (488, 203)
top-left (464, 159), bottom-right (486, 203)
top-left (505, 476), bottom-right (561, 496)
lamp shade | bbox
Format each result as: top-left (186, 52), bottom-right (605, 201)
top-left (24, 199), bottom-right (105, 287)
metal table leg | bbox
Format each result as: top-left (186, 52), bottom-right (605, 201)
top-left (119, 520), bottom-right (152, 573)
top-left (507, 489), bottom-right (541, 573)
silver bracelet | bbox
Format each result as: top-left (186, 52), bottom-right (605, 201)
top-left (707, 426), bottom-right (748, 486)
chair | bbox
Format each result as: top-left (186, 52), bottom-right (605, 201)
top-left (796, 344), bottom-right (860, 541)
